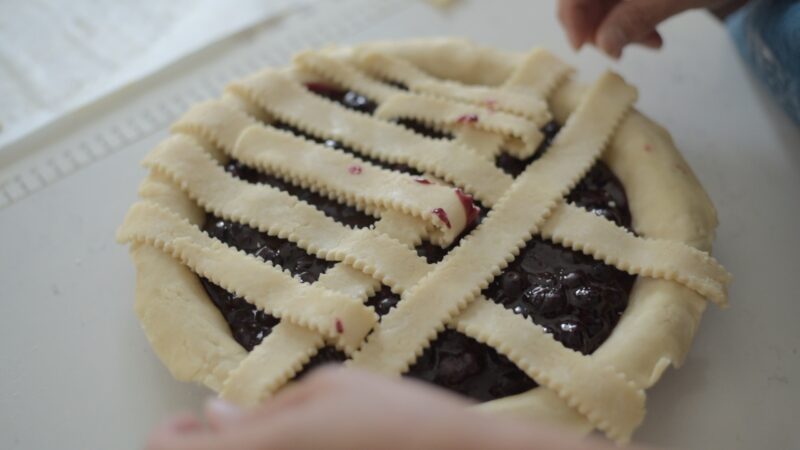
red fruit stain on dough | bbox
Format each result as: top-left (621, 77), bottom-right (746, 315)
top-left (455, 188), bottom-right (480, 225)
top-left (456, 114), bottom-right (479, 124)
top-left (414, 177), bottom-right (432, 185)
top-left (348, 165), bottom-right (363, 175)
top-left (432, 208), bottom-right (452, 229)
top-left (335, 318), bottom-right (344, 334)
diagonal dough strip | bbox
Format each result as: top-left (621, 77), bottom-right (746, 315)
top-left (355, 51), bottom-right (551, 123)
top-left (455, 299), bottom-right (645, 443)
top-left (542, 203), bottom-right (731, 306)
top-left (117, 201), bottom-right (377, 352)
top-left (374, 92), bottom-right (544, 155)
top-left (294, 51), bottom-right (399, 103)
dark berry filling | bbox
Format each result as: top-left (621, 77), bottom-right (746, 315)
top-left (365, 285), bottom-right (401, 317)
top-left (205, 215), bottom-right (333, 283)
top-left (199, 85), bottom-right (636, 402)
top-left (407, 330), bottom-right (537, 401)
top-left (200, 278), bottom-right (280, 351)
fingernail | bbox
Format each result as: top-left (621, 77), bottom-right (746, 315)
top-left (205, 398), bottom-right (244, 426)
top-left (599, 25), bottom-right (627, 58)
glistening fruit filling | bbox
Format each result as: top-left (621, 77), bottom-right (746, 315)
top-left (199, 85), bottom-right (636, 401)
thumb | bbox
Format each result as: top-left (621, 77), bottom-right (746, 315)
top-left (595, 0), bottom-right (702, 57)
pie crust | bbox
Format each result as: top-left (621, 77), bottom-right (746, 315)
top-left (118, 38), bottom-right (730, 443)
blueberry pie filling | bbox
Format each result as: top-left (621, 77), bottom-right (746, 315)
top-left (201, 86), bottom-right (635, 402)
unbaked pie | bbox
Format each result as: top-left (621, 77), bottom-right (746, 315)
top-left (117, 39), bottom-right (730, 443)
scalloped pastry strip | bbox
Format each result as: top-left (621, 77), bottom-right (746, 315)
top-left (542, 203), bottom-right (731, 306)
top-left (348, 72), bottom-right (638, 374)
top-left (453, 126), bottom-right (505, 160)
top-left (228, 70), bottom-right (513, 204)
top-left (504, 47), bottom-right (575, 96)
top-left (234, 125), bottom-right (471, 245)
top-left (355, 51), bottom-right (550, 123)
top-left (117, 201), bottom-right (377, 352)
top-left (172, 100), bottom-right (257, 152)
top-left (221, 323), bottom-right (324, 406)
top-left (294, 50), bottom-right (399, 103)
top-left (374, 92), bottom-right (544, 156)
top-left (142, 135), bottom-right (433, 293)
top-left (455, 298), bottom-right (644, 443)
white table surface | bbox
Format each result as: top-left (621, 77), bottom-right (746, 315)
top-left (1, 1), bottom-right (798, 449)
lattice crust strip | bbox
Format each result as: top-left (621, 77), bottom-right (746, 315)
top-left (117, 201), bottom-right (377, 352)
top-left (294, 51), bottom-right (400, 103)
top-left (233, 125), bottom-right (473, 245)
top-left (354, 51), bottom-right (551, 124)
top-left (142, 135), bottom-right (434, 294)
top-left (221, 323), bottom-right (323, 406)
top-left (228, 69), bottom-right (514, 205)
top-left (504, 48), bottom-right (576, 96)
top-left (455, 298), bottom-right (645, 442)
top-left (374, 92), bottom-right (545, 156)
top-left (542, 204), bottom-right (731, 306)
top-left (347, 72), bottom-right (638, 373)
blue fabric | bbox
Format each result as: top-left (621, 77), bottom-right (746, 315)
top-left (728, 0), bottom-right (800, 124)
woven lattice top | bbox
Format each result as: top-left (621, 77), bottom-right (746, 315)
top-left (118, 40), bottom-right (730, 443)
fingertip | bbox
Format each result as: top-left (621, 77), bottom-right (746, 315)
top-left (205, 397), bottom-right (245, 430)
top-left (597, 25), bottom-right (627, 59)
top-left (637, 30), bottom-right (664, 49)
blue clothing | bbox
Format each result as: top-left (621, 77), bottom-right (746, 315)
top-left (728, 0), bottom-right (800, 124)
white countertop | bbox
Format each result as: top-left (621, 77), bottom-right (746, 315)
top-left (1, 1), bottom-right (798, 449)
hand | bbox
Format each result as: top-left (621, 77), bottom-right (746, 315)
top-left (146, 366), bottom-right (633, 450)
top-left (557, 0), bottom-right (734, 58)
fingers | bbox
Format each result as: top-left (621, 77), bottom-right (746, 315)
top-left (557, 0), bottom-right (616, 50)
top-left (595, 0), bottom-right (701, 57)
